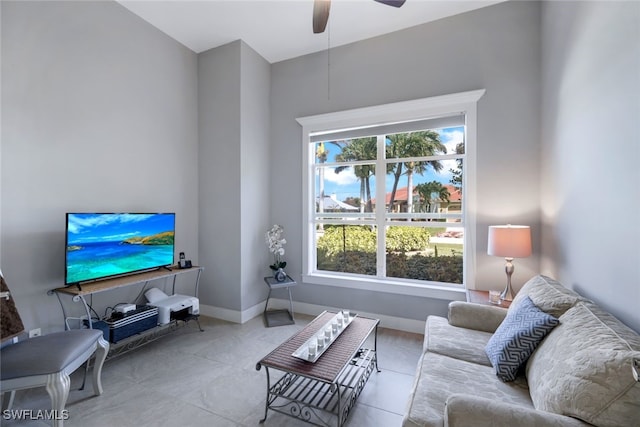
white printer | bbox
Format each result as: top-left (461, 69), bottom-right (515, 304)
top-left (144, 288), bottom-right (200, 325)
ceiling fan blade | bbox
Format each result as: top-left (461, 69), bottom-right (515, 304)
top-left (374, 0), bottom-right (406, 7)
top-left (313, 0), bottom-right (331, 34)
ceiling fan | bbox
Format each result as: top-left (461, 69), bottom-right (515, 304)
top-left (313, 0), bottom-right (407, 34)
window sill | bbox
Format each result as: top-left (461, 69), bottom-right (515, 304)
top-left (302, 272), bottom-right (467, 301)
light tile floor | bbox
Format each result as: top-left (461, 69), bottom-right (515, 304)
top-left (3, 313), bottom-right (424, 427)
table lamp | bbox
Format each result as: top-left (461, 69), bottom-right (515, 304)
top-left (487, 225), bottom-right (532, 301)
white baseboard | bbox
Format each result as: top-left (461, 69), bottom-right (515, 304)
top-left (240, 301), bottom-right (265, 323)
top-left (199, 300), bottom-right (264, 324)
top-left (281, 300), bottom-right (426, 334)
top-left (199, 304), bottom-right (242, 323)
top-left (200, 299), bottom-right (426, 334)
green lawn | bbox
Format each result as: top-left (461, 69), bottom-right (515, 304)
top-left (426, 242), bottom-right (463, 257)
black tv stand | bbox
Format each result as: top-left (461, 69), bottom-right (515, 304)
top-left (163, 265), bottom-right (173, 271)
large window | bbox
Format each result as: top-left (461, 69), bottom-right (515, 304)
top-left (298, 90), bottom-right (484, 298)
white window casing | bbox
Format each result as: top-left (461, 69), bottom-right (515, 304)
top-left (297, 89), bottom-right (485, 300)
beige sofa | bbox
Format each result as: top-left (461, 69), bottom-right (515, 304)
top-left (403, 275), bottom-right (640, 427)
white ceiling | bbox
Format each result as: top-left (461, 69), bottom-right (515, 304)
top-left (117, 0), bottom-right (504, 63)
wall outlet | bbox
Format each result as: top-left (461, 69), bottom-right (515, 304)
top-left (29, 328), bottom-right (41, 338)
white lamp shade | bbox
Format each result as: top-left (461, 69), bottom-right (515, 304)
top-left (487, 225), bottom-right (532, 258)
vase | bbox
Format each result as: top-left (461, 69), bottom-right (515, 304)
top-left (274, 268), bottom-right (286, 282)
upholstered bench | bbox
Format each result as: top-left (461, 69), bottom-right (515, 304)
top-left (1, 329), bottom-right (109, 427)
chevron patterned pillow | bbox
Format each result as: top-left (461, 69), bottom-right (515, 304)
top-left (485, 296), bottom-right (559, 382)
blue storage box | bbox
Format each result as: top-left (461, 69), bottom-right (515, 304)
top-left (105, 305), bottom-right (159, 343)
top-left (83, 319), bottom-right (110, 342)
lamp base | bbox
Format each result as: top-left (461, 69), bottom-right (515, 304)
top-left (500, 258), bottom-right (515, 301)
top-left (500, 285), bottom-right (514, 302)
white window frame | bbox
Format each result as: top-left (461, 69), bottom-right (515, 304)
top-left (297, 90), bottom-right (485, 300)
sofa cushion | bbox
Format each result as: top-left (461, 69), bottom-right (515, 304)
top-left (448, 301), bottom-right (507, 334)
top-left (485, 296), bottom-right (559, 382)
top-left (526, 302), bottom-right (640, 427)
top-left (403, 351), bottom-right (532, 427)
top-left (510, 275), bottom-right (584, 318)
top-left (425, 315), bottom-right (492, 366)
top-left (444, 394), bottom-right (592, 427)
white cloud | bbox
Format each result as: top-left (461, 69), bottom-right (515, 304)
top-left (441, 159), bottom-right (458, 175)
top-left (323, 167), bottom-right (359, 186)
top-left (440, 129), bottom-right (464, 155)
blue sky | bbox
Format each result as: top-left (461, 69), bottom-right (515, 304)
top-left (317, 126), bottom-right (464, 201)
top-left (67, 213), bottom-right (175, 244)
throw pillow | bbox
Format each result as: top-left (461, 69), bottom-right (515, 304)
top-left (509, 275), bottom-right (584, 318)
top-left (485, 296), bottom-right (559, 382)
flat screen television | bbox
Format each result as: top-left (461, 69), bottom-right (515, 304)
top-left (65, 213), bottom-right (175, 286)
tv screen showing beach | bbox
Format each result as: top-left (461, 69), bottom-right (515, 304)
top-left (65, 213), bottom-right (175, 285)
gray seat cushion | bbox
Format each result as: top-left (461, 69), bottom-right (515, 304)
top-left (1, 329), bottom-right (102, 380)
top-left (403, 351), bottom-right (532, 427)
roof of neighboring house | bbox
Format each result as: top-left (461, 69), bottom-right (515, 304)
top-left (372, 185), bottom-right (461, 204)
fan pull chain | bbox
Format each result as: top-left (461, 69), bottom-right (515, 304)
top-left (327, 20), bottom-right (331, 100)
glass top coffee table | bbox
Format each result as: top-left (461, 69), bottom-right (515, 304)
top-left (256, 311), bottom-right (379, 426)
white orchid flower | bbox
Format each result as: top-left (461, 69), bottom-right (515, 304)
top-left (266, 224), bottom-right (287, 270)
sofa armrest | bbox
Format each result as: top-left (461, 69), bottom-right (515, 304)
top-left (447, 301), bottom-right (507, 333)
top-left (445, 394), bottom-right (590, 427)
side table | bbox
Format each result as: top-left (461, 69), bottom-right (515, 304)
top-left (263, 275), bottom-right (297, 327)
top-left (466, 289), bottom-right (512, 308)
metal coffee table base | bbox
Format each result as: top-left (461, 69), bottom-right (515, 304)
top-left (259, 348), bottom-right (378, 427)
top-left (257, 312), bottom-right (379, 426)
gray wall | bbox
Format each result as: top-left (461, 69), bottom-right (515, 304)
top-left (198, 40), bottom-right (271, 315)
top-left (270, 1), bottom-right (542, 321)
top-left (198, 41), bottom-right (242, 310)
top-left (1, 1), bottom-right (199, 333)
top-left (540, 1), bottom-right (640, 332)
top-left (239, 42), bottom-right (272, 311)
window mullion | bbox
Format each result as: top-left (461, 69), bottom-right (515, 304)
top-left (376, 135), bottom-right (387, 278)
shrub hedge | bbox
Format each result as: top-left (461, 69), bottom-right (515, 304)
top-left (316, 225), bottom-right (462, 284)
top-left (317, 225), bottom-right (430, 255)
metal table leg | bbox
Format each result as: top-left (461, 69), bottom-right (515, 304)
top-left (287, 286), bottom-right (294, 322)
top-left (263, 277), bottom-right (296, 327)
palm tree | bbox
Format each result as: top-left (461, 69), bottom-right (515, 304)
top-left (415, 181), bottom-right (450, 213)
top-left (316, 141), bottom-right (344, 214)
top-left (449, 141), bottom-right (464, 194)
top-left (386, 131), bottom-right (447, 214)
top-left (334, 137), bottom-right (377, 212)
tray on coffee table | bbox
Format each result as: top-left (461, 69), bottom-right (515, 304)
top-left (291, 311), bottom-right (356, 362)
